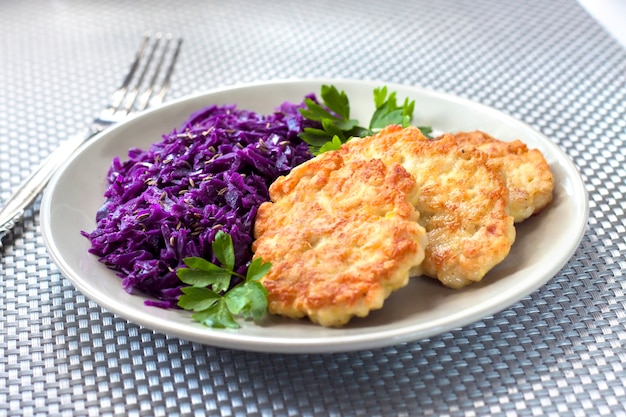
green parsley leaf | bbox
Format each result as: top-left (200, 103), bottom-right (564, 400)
top-left (417, 125), bottom-right (433, 138)
top-left (182, 256), bottom-right (224, 272)
top-left (315, 135), bottom-right (343, 155)
top-left (178, 287), bottom-right (221, 311)
top-left (298, 85), bottom-right (363, 154)
top-left (369, 87), bottom-right (415, 131)
top-left (176, 267), bottom-right (232, 293)
top-left (225, 281), bottom-right (268, 321)
top-left (299, 98), bottom-right (341, 123)
top-left (192, 299), bottom-right (239, 329)
top-left (320, 84), bottom-right (351, 119)
top-left (212, 230), bottom-right (235, 271)
top-left (300, 127), bottom-right (336, 147)
top-left (246, 257), bottom-right (272, 282)
top-left (299, 84), bottom-right (428, 155)
top-left (175, 232), bottom-right (272, 329)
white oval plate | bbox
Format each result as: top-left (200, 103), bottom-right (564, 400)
top-left (40, 79), bottom-right (588, 354)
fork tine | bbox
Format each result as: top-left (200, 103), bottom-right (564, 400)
top-left (103, 33), bottom-right (182, 120)
top-left (148, 37), bottom-right (183, 109)
top-left (120, 33), bottom-right (163, 115)
top-left (106, 35), bottom-right (150, 113)
top-left (136, 34), bottom-right (173, 112)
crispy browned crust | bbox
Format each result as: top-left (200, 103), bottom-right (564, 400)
top-left (338, 125), bottom-right (516, 289)
top-left (252, 152), bottom-right (427, 327)
top-left (451, 130), bottom-right (554, 222)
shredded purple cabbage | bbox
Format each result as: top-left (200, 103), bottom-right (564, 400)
top-left (82, 97), bottom-right (317, 308)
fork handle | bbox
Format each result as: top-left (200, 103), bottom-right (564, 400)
top-left (0, 129), bottom-right (94, 242)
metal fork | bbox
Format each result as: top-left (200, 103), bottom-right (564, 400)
top-left (0, 33), bottom-right (183, 247)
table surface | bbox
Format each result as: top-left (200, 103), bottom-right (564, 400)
top-left (1, 1), bottom-right (625, 416)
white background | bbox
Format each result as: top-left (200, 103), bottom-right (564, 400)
top-left (579, 0), bottom-right (626, 47)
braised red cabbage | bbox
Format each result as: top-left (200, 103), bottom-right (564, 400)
top-left (82, 98), bottom-right (317, 308)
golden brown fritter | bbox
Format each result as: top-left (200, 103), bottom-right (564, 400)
top-left (338, 125), bottom-right (516, 289)
top-left (451, 130), bottom-right (554, 222)
top-left (252, 152), bottom-right (427, 327)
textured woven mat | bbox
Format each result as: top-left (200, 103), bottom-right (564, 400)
top-left (1, 0), bottom-right (625, 416)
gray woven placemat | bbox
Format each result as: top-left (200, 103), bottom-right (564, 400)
top-left (1, 0), bottom-right (625, 416)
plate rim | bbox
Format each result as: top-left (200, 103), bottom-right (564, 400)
top-left (40, 77), bottom-right (589, 353)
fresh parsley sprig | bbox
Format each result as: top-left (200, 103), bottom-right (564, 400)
top-left (176, 230), bottom-right (271, 329)
top-left (370, 86), bottom-right (414, 132)
top-left (298, 85), bottom-right (369, 152)
top-left (299, 84), bottom-right (431, 155)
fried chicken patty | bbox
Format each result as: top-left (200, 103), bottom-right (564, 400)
top-left (450, 130), bottom-right (554, 222)
top-left (252, 152), bottom-right (427, 327)
top-left (337, 125), bottom-right (516, 289)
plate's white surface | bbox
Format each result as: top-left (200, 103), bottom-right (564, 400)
top-left (40, 79), bottom-right (588, 354)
